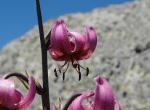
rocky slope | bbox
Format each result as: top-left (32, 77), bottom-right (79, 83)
top-left (0, 0), bottom-right (150, 109)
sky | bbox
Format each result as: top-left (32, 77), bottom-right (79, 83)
top-left (0, 0), bottom-right (133, 49)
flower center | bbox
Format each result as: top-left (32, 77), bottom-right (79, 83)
top-left (68, 36), bottom-right (76, 53)
top-left (69, 41), bottom-right (75, 52)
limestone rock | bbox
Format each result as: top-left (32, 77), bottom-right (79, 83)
top-left (0, 0), bottom-right (150, 109)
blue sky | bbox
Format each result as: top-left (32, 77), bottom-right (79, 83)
top-left (0, 0), bottom-right (133, 49)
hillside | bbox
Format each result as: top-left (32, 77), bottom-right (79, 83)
top-left (0, 0), bottom-right (150, 109)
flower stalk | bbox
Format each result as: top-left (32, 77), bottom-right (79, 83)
top-left (35, 0), bottom-right (50, 110)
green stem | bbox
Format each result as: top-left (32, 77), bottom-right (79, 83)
top-left (35, 0), bottom-right (50, 110)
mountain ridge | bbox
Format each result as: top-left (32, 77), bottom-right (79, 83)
top-left (0, 0), bottom-right (150, 109)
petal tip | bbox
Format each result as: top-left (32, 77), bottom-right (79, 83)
top-left (97, 77), bottom-right (103, 85)
top-left (95, 76), bottom-right (105, 85)
top-left (56, 19), bottom-right (65, 25)
top-left (85, 26), bottom-right (95, 31)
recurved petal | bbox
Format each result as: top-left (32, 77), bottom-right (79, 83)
top-left (61, 32), bottom-right (77, 54)
top-left (49, 49), bottom-right (66, 61)
top-left (7, 90), bottom-right (23, 109)
top-left (85, 26), bottom-right (97, 53)
top-left (49, 19), bottom-right (68, 60)
top-left (77, 26), bottom-right (97, 60)
top-left (0, 79), bottom-right (14, 105)
top-left (19, 77), bottom-right (36, 110)
top-left (0, 79), bottom-right (22, 109)
top-left (69, 92), bottom-right (94, 110)
top-left (68, 32), bottom-right (86, 54)
top-left (94, 76), bottom-right (115, 110)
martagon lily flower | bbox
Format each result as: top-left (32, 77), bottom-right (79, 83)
top-left (0, 77), bottom-right (36, 110)
top-left (69, 76), bottom-right (122, 110)
top-left (48, 19), bottom-right (97, 80)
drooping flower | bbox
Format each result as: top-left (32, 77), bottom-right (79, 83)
top-left (69, 76), bottom-right (122, 110)
top-left (0, 77), bottom-right (36, 110)
top-left (48, 19), bottom-right (97, 80)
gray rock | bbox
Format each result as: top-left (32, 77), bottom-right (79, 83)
top-left (0, 0), bottom-right (150, 109)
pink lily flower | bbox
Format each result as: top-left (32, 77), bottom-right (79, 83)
top-left (48, 19), bottom-right (97, 80)
top-left (69, 76), bottom-right (122, 110)
top-left (0, 77), bottom-right (36, 110)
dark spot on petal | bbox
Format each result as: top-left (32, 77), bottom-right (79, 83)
top-left (97, 77), bottom-right (104, 85)
top-left (89, 26), bottom-right (94, 30)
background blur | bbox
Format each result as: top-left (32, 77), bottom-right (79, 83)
top-left (0, 0), bottom-right (132, 48)
top-left (1, 0), bottom-right (150, 110)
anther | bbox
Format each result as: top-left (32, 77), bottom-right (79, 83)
top-left (63, 72), bottom-right (65, 80)
top-left (54, 69), bottom-right (58, 77)
top-left (77, 64), bottom-right (82, 81)
top-left (78, 72), bottom-right (81, 81)
top-left (77, 64), bottom-right (80, 71)
top-left (86, 67), bottom-right (89, 76)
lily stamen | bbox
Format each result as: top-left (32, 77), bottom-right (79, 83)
top-left (62, 62), bottom-right (69, 80)
top-left (54, 62), bottom-right (69, 80)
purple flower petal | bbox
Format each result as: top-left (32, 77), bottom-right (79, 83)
top-left (85, 26), bottom-right (97, 53)
top-left (78, 26), bottom-right (97, 60)
top-left (61, 32), bottom-right (77, 54)
top-left (53, 76), bottom-right (121, 110)
top-left (69, 91), bottom-right (94, 110)
top-left (72, 26), bottom-right (97, 60)
top-left (48, 19), bottom-right (98, 79)
top-left (93, 76), bottom-right (115, 110)
top-left (0, 79), bottom-right (22, 109)
top-left (19, 77), bottom-right (36, 110)
top-left (49, 19), bottom-right (68, 61)
top-left (49, 19), bottom-right (97, 61)
top-left (69, 32), bottom-right (87, 59)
